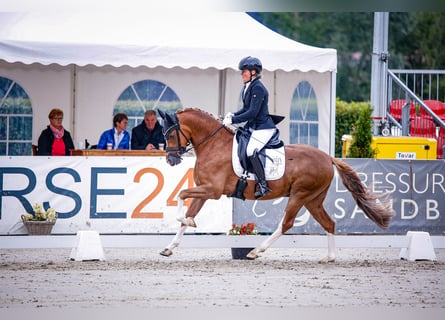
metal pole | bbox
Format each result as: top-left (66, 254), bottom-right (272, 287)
top-left (370, 12), bottom-right (389, 134)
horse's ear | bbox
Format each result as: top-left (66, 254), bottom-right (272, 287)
top-left (158, 109), bottom-right (166, 120)
top-left (165, 112), bottom-right (175, 125)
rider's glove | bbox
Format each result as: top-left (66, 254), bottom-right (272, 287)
top-left (223, 114), bottom-right (232, 126)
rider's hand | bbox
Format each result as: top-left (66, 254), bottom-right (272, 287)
top-left (223, 114), bottom-right (232, 126)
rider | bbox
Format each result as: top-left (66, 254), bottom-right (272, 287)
top-left (223, 56), bottom-right (278, 199)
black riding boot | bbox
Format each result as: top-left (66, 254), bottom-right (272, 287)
top-left (249, 151), bottom-right (270, 199)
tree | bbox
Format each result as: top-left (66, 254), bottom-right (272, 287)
top-left (250, 12), bottom-right (445, 101)
top-left (411, 12), bottom-right (445, 69)
top-left (251, 12), bottom-right (374, 101)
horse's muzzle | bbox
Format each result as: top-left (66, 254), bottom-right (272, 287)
top-left (166, 153), bottom-right (182, 166)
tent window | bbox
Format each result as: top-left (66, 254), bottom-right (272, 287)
top-left (0, 77), bottom-right (33, 155)
top-left (289, 81), bottom-right (318, 148)
top-left (114, 79), bottom-right (182, 133)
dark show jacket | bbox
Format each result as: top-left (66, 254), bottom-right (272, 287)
top-left (231, 77), bottom-right (275, 130)
top-left (37, 126), bottom-right (75, 155)
top-left (131, 121), bottom-right (165, 150)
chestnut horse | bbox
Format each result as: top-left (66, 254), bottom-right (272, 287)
top-left (158, 108), bottom-right (394, 262)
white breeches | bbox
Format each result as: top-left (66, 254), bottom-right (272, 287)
top-left (246, 128), bottom-right (276, 157)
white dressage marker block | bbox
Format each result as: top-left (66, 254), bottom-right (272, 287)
top-left (399, 231), bottom-right (436, 261)
top-left (70, 230), bottom-right (105, 261)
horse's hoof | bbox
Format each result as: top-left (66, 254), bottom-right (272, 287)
top-left (160, 248), bottom-right (173, 257)
top-left (176, 217), bottom-right (197, 228)
top-left (187, 217), bottom-right (196, 228)
top-left (246, 251), bottom-right (258, 260)
top-left (319, 256), bottom-right (335, 264)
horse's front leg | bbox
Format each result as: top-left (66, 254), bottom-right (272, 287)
top-left (160, 198), bottom-right (187, 257)
top-left (160, 223), bottom-right (187, 257)
top-left (176, 197), bottom-right (197, 227)
top-left (174, 185), bottom-right (220, 228)
top-left (160, 196), bottom-right (207, 257)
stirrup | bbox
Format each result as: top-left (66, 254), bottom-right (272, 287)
top-left (254, 181), bottom-right (270, 199)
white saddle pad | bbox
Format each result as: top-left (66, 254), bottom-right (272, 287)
top-left (231, 135), bottom-right (285, 181)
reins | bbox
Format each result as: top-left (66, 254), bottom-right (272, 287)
top-left (191, 124), bottom-right (225, 151)
top-left (164, 121), bottom-right (225, 156)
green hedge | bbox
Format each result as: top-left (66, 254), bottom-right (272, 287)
top-left (335, 99), bottom-right (374, 158)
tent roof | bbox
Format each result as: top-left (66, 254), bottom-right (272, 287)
top-left (0, 12), bottom-right (336, 72)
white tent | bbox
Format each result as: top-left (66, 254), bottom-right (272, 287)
top-left (0, 11), bottom-right (337, 154)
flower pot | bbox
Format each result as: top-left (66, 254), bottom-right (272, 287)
top-left (231, 247), bottom-right (254, 260)
top-left (21, 215), bottom-right (56, 235)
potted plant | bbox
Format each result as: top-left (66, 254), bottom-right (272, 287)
top-left (229, 222), bottom-right (259, 260)
top-left (21, 203), bottom-right (57, 235)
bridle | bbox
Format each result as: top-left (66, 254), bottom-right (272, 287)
top-left (162, 121), bottom-right (190, 160)
top-left (162, 115), bottom-right (225, 160)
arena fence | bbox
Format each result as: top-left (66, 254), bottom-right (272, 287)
top-left (1, 234), bottom-right (444, 249)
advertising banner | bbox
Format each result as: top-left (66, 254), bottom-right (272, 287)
top-left (234, 159), bottom-right (445, 235)
top-left (0, 156), bottom-right (231, 234)
top-left (2, 157), bottom-right (444, 235)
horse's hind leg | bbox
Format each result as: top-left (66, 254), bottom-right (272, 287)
top-left (304, 189), bottom-right (336, 264)
top-left (247, 196), bottom-right (304, 260)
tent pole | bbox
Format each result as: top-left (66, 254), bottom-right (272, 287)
top-left (330, 71), bottom-right (337, 157)
top-left (71, 64), bottom-right (77, 141)
top-left (218, 69), bottom-right (227, 117)
top-left (273, 71), bottom-right (277, 113)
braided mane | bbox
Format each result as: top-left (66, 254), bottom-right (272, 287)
top-left (177, 107), bottom-right (235, 134)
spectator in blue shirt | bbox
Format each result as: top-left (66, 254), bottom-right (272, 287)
top-left (97, 113), bottom-right (130, 150)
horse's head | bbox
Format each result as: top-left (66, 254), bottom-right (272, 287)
top-left (158, 109), bottom-right (191, 166)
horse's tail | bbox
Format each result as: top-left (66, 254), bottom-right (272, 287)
top-left (332, 158), bottom-right (394, 230)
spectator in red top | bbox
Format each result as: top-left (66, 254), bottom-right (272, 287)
top-left (37, 108), bottom-right (75, 156)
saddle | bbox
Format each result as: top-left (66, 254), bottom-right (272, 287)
top-left (229, 127), bottom-right (285, 200)
top-left (235, 126), bottom-right (283, 174)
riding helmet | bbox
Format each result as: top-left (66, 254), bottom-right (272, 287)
top-left (238, 56), bottom-right (262, 74)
